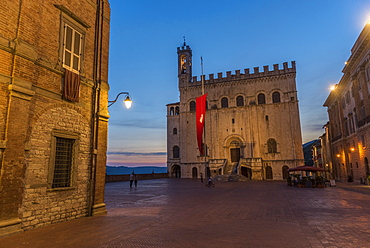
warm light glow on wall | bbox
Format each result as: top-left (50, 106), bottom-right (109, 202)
top-left (336, 154), bottom-right (340, 158)
top-left (330, 85), bottom-right (337, 91)
top-left (358, 143), bottom-right (364, 158)
top-left (350, 147), bottom-right (355, 152)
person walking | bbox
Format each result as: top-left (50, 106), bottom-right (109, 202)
top-left (200, 173), bottom-right (203, 183)
top-left (134, 174), bottom-right (138, 187)
top-left (130, 172), bottom-right (134, 188)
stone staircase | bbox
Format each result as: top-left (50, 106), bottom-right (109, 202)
top-left (213, 162), bottom-right (249, 182)
top-left (213, 174), bottom-right (249, 182)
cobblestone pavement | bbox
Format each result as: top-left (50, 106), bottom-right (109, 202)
top-left (1, 179), bottom-right (370, 248)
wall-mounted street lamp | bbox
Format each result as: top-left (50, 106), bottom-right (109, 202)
top-left (108, 92), bottom-right (132, 108)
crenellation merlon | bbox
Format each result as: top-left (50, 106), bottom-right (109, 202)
top-left (188, 61), bottom-right (296, 85)
top-left (177, 45), bottom-right (191, 51)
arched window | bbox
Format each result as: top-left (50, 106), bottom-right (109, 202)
top-left (173, 128), bottom-right (177, 135)
top-left (258, 93), bottom-right (266, 104)
top-left (221, 97), bottom-right (228, 108)
top-left (267, 138), bottom-right (277, 153)
top-left (169, 107), bottom-right (174, 115)
top-left (272, 91), bottom-right (281, 103)
top-left (236, 96), bottom-right (244, 106)
top-left (173, 146), bottom-right (180, 158)
top-left (189, 101), bottom-right (196, 112)
top-left (175, 106), bottom-right (180, 115)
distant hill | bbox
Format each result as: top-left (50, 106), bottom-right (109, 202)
top-left (106, 166), bottom-right (168, 175)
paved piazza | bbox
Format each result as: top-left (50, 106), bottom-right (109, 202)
top-left (1, 179), bottom-right (370, 247)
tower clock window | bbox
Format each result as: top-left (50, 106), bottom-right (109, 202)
top-left (181, 55), bottom-right (187, 74)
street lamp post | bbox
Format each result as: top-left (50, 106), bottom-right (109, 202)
top-left (108, 92), bottom-right (132, 108)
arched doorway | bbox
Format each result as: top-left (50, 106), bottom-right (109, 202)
top-left (265, 166), bottom-right (273, 179)
top-left (282, 166), bottom-right (289, 179)
top-left (192, 167), bottom-right (198, 178)
top-left (171, 164), bottom-right (181, 178)
top-left (241, 167), bottom-right (252, 179)
top-left (229, 140), bottom-right (241, 163)
top-left (230, 148), bottom-right (240, 163)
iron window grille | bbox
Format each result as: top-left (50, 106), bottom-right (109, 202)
top-left (52, 137), bottom-right (75, 188)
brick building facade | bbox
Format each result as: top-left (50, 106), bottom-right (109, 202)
top-left (167, 42), bottom-right (304, 180)
top-left (324, 23), bottom-right (370, 183)
top-left (0, 0), bottom-right (110, 235)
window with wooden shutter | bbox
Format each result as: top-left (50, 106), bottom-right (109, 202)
top-left (63, 23), bottom-right (82, 73)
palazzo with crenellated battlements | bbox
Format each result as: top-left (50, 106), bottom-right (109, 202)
top-left (167, 42), bottom-right (304, 180)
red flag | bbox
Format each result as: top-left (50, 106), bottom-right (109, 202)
top-left (196, 93), bottom-right (208, 155)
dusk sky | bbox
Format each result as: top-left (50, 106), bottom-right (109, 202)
top-left (106, 0), bottom-right (370, 168)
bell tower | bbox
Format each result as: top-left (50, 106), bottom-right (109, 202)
top-left (177, 38), bottom-right (192, 87)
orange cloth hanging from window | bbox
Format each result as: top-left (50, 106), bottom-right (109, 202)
top-left (63, 69), bottom-right (80, 102)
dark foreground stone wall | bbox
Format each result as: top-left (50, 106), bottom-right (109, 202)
top-left (106, 173), bottom-right (169, 183)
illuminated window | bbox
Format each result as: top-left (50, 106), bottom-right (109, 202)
top-left (62, 23), bottom-right (83, 73)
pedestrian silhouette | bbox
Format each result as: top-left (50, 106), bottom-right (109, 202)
top-left (130, 172), bottom-right (134, 188)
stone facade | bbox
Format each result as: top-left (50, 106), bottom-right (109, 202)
top-left (0, 0), bottom-right (111, 235)
top-left (167, 42), bottom-right (304, 180)
top-left (324, 23), bottom-right (370, 184)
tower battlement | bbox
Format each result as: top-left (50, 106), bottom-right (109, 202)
top-left (177, 45), bottom-right (191, 51)
top-left (187, 61), bottom-right (296, 86)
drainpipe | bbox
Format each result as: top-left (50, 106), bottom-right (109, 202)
top-left (88, 0), bottom-right (104, 217)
